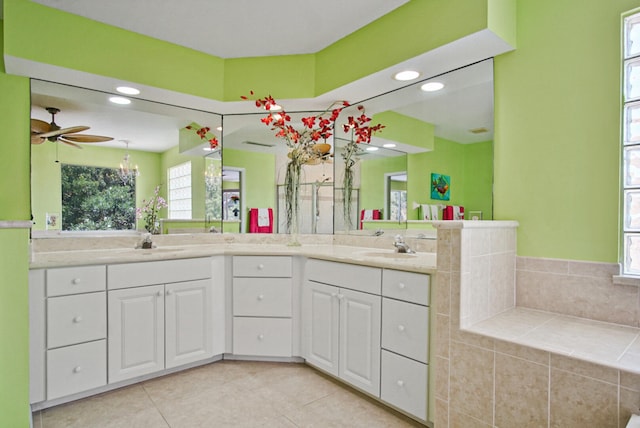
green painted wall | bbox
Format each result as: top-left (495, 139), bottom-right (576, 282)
top-left (493, 0), bottom-right (639, 262)
top-left (0, 19), bottom-right (30, 427)
top-left (222, 148), bottom-right (276, 231)
top-left (463, 141), bottom-right (494, 220)
top-left (372, 111), bottom-right (435, 151)
top-left (360, 155), bottom-right (407, 215)
top-left (4, 0), bottom-right (512, 100)
top-left (31, 144), bottom-right (162, 231)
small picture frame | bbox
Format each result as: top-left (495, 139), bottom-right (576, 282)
top-left (468, 210), bottom-right (483, 221)
top-left (46, 212), bottom-right (60, 230)
top-left (430, 173), bottom-right (450, 201)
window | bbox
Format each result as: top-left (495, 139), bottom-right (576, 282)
top-left (61, 164), bottom-right (136, 231)
top-left (623, 12), bottom-right (640, 274)
top-left (168, 161), bottom-right (192, 219)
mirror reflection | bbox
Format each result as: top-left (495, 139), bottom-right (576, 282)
top-left (30, 80), bottom-right (222, 234)
top-left (29, 59), bottom-right (493, 236)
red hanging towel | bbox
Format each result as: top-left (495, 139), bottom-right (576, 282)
top-left (443, 206), bottom-right (464, 220)
top-left (360, 209), bottom-right (381, 229)
top-left (249, 208), bottom-right (273, 233)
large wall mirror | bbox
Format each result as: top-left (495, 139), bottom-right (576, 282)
top-left (29, 59), bottom-right (493, 236)
top-left (30, 80), bottom-right (222, 234)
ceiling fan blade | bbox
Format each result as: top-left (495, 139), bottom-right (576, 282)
top-left (58, 137), bottom-right (83, 149)
top-left (39, 126), bottom-right (90, 139)
top-left (31, 118), bottom-right (51, 134)
top-left (30, 135), bottom-right (45, 145)
top-left (61, 134), bottom-right (113, 143)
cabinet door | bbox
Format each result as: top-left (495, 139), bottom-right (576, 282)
top-left (339, 288), bottom-right (381, 397)
top-left (108, 285), bottom-right (165, 383)
top-left (303, 281), bottom-right (339, 377)
top-left (165, 279), bottom-right (213, 369)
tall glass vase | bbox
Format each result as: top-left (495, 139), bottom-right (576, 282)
top-left (285, 158), bottom-right (302, 246)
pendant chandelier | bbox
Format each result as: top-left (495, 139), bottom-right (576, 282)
top-left (118, 140), bottom-right (139, 185)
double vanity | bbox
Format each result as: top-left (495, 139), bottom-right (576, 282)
top-left (28, 233), bottom-right (436, 425)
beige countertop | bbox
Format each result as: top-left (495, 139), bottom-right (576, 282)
top-left (30, 242), bottom-right (437, 274)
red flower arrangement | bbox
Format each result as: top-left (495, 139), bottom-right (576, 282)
top-left (242, 91), bottom-right (385, 238)
top-left (185, 122), bottom-right (219, 150)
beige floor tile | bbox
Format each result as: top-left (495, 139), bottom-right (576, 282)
top-left (37, 361), bottom-right (425, 428)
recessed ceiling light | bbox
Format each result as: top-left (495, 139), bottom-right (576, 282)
top-left (116, 86), bottom-right (140, 95)
top-left (383, 143), bottom-right (396, 148)
top-left (109, 96), bottom-right (131, 105)
top-left (421, 82), bottom-right (445, 92)
top-left (366, 146), bottom-right (379, 152)
top-left (393, 70), bottom-right (420, 81)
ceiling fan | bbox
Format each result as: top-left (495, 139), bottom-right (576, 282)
top-left (30, 107), bottom-right (114, 148)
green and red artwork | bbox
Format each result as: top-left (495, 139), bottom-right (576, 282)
top-left (431, 173), bottom-right (450, 201)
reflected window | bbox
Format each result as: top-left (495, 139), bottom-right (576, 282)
top-left (61, 164), bottom-right (136, 231)
top-left (168, 161), bottom-right (192, 219)
top-left (389, 189), bottom-right (407, 222)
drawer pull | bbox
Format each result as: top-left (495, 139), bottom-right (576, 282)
top-left (258, 334), bottom-right (264, 341)
top-left (257, 264), bottom-right (265, 270)
top-left (257, 294), bottom-right (264, 301)
top-left (72, 316), bottom-right (83, 323)
top-left (397, 380), bottom-right (405, 387)
top-left (398, 282), bottom-right (406, 289)
top-left (73, 366), bottom-right (82, 374)
top-left (397, 325), bottom-right (406, 332)
top-left (72, 278), bottom-right (81, 285)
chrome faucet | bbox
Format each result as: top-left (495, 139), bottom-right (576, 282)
top-left (372, 229), bottom-right (384, 236)
top-left (393, 234), bottom-right (415, 253)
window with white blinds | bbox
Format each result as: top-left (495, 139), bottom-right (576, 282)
top-left (168, 162), bottom-right (192, 219)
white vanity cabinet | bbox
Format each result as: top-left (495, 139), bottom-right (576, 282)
top-left (231, 256), bottom-right (293, 357)
top-left (380, 269), bottom-right (430, 422)
top-left (303, 259), bottom-right (382, 396)
top-left (107, 258), bottom-right (214, 383)
top-left (29, 265), bottom-right (108, 402)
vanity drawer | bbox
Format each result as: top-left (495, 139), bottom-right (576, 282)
top-left (233, 317), bottom-right (292, 357)
top-left (382, 298), bottom-right (429, 363)
top-left (306, 259), bottom-right (382, 295)
top-left (108, 258), bottom-right (211, 289)
top-left (232, 256), bottom-right (292, 278)
top-left (47, 265), bottom-right (106, 297)
top-left (47, 339), bottom-right (107, 400)
top-left (233, 277), bottom-right (292, 317)
top-left (47, 292), bottom-right (106, 349)
top-left (382, 270), bottom-right (430, 306)
top-left (380, 349), bottom-right (427, 421)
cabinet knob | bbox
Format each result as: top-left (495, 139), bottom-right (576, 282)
top-left (257, 294), bottom-right (264, 301)
top-left (337, 294), bottom-right (344, 300)
top-left (157, 291), bottom-right (163, 297)
top-left (166, 289), bottom-right (173, 295)
top-left (398, 282), bottom-right (406, 289)
top-left (72, 278), bottom-right (81, 285)
top-left (397, 325), bottom-right (406, 332)
top-left (257, 264), bottom-right (265, 270)
top-left (72, 316), bottom-right (82, 323)
top-left (331, 293), bottom-right (338, 298)
top-left (73, 366), bottom-right (82, 374)
top-left (258, 334), bottom-right (264, 341)
top-left (397, 380), bottom-right (404, 387)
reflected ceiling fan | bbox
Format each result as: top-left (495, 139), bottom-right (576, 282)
top-left (30, 107), bottom-right (114, 148)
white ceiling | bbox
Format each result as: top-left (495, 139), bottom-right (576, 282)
top-left (29, 0), bottom-right (408, 58)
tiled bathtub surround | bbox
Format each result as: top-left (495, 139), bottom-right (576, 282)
top-left (434, 221), bottom-right (640, 427)
top-left (516, 256), bottom-right (637, 327)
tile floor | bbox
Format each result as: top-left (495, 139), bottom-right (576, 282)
top-left (32, 360), bottom-right (425, 427)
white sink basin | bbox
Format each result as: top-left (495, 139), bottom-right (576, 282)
top-left (360, 251), bottom-right (417, 259)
